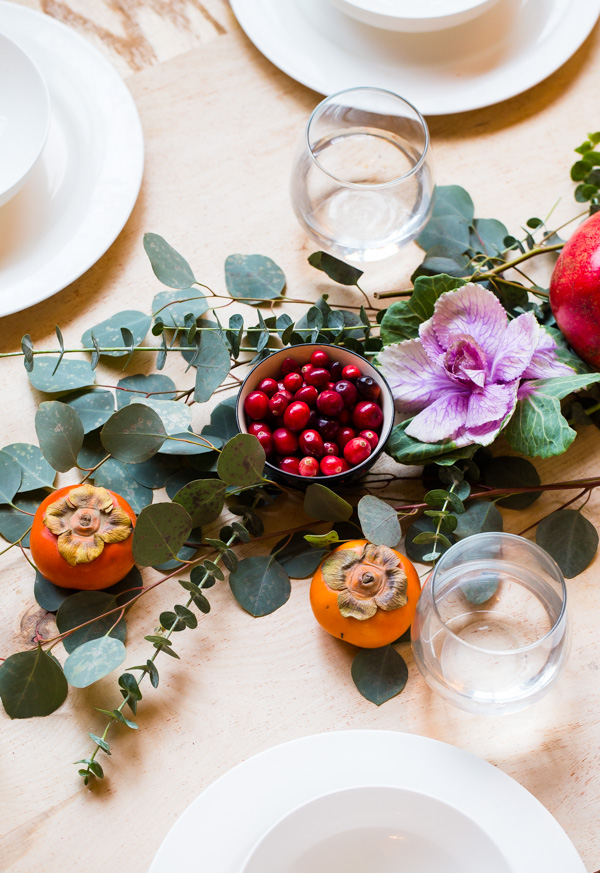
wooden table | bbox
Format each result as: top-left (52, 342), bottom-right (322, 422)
top-left (2, 2), bottom-right (600, 871)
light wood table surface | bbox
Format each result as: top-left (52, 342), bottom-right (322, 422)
top-left (2, 2), bottom-right (600, 871)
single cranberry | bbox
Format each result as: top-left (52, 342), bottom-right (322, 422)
top-left (356, 375), bottom-right (381, 401)
top-left (327, 382), bottom-right (336, 391)
top-left (258, 377), bottom-right (279, 397)
top-left (338, 427), bottom-right (356, 449)
top-left (301, 363), bottom-right (314, 378)
top-left (255, 429), bottom-right (274, 455)
top-left (273, 428), bottom-right (298, 455)
top-left (329, 361), bottom-right (343, 381)
top-left (317, 390), bottom-right (344, 417)
top-left (281, 357), bottom-right (301, 375)
top-left (283, 371), bottom-right (303, 393)
top-left (299, 456), bottom-right (320, 477)
top-left (352, 400), bottom-right (384, 430)
top-left (359, 429), bottom-right (379, 449)
top-left (310, 349), bottom-right (331, 368)
top-left (343, 437), bottom-right (372, 466)
top-left (283, 401), bottom-right (311, 432)
top-left (338, 408), bottom-right (351, 425)
top-left (334, 380), bottom-right (358, 408)
top-left (316, 417), bottom-right (340, 441)
top-left (248, 421), bottom-right (270, 437)
top-left (295, 384), bottom-right (318, 407)
top-left (342, 364), bottom-right (362, 381)
top-left (320, 455), bottom-right (345, 476)
top-left (244, 391), bottom-right (269, 420)
top-left (339, 459), bottom-right (350, 472)
top-left (279, 456), bottom-right (300, 475)
top-left (307, 409), bottom-right (319, 429)
top-left (269, 391), bottom-right (290, 417)
top-left (299, 429), bottom-right (325, 458)
top-left (323, 441), bottom-right (340, 456)
top-left (305, 367), bottom-right (330, 388)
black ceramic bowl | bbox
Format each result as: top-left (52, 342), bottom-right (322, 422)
top-left (236, 343), bottom-right (395, 489)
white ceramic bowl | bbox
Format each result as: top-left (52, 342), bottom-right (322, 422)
top-left (241, 785), bottom-right (511, 873)
top-left (329, 0), bottom-right (501, 32)
top-left (0, 33), bottom-right (50, 207)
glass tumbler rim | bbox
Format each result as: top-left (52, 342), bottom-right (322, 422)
top-left (304, 86), bottom-right (430, 190)
top-left (429, 531), bottom-right (567, 657)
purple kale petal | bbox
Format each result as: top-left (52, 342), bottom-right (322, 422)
top-left (432, 283), bottom-right (508, 359)
top-left (488, 312), bottom-right (538, 383)
top-left (405, 388), bottom-right (470, 443)
top-left (521, 327), bottom-right (575, 380)
top-left (377, 339), bottom-right (457, 414)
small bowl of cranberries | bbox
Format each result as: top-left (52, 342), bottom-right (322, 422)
top-left (236, 343), bottom-right (394, 488)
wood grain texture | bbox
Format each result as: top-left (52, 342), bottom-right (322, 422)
top-left (1, 4), bottom-right (600, 872)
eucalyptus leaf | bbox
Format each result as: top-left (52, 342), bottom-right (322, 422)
top-left (101, 405), bottom-right (167, 463)
top-left (62, 390), bottom-right (115, 433)
top-left (217, 434), bottom-right (265, 486)
top-left (303, 484), bottom-right (353, 522)
top-left (144, 233), bottom-right (197, 288)
top-left (132, 503), bottom-right (192, 566)
top-left (427, 185), bottom-right (474, 223)
top-left (379, 274), bottom-right (466, 345)
top-left (0, 492), bottom-right (43, 547)
top-left (307, 251), bottom-right (363, 286)
top-left (225, 253), bottom-right (285, 303)
top-left (172, 479), bottom-right (227, 527)
top-left (152, 288), bottom-right (208, 328)
top-left (453, 502), bottom-right (503, 540)
top-left (34, 571), bottom-right (74, 612)
top-left (405, 517), bottom-right (454, 563)
top-left (417, 215), bottom-right (470, 259)
top-left (0, 451), bottom-right (21, 505)
top-left (81, 311), bottom-right (151, 357)
top-left (93, 458), bottom-right (153, 514)
top-left (271, 531), bottom-right (326, 578)
top-left (132, 398), bottom-right (192, 436)
top-left (470, 218), bottom-right (509, 255)
top-left (201, 396), bottom-right (239, 443)
top-left (35, 401), bottom-right (84, 472)
top-left (126, 454), bottom-right (180, 489)
top-left (229, 555), bottom-right (291, 616)
top-left (56, 592), bottom-right (127, 654)
top-left (64, 637), bottom-right (127, 688)
top-left (351, 646), bottom-right (408, 706)
top-left (116, 374), bottom-right (176, 409)
top-left (536, 509), bottom-right (598, 578)
top-left (0, 648), bottom-right (68, 718)
top-left (28, 357), bottom-right (96, 393)
top-left (160, 432), bottom-right (222, 456)
top-left (194, 331), bottom-right (231, 402)
top-left (357, 496), bottom-right (401, 547)
top-left (483, 456), bottom-right (541, 509)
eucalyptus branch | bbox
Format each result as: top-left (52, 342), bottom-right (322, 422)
top-left (0, 527), bottom-right (33, 558)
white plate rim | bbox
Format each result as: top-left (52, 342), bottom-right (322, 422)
top-left (229, 0), bottom-right (600, 115)
top-left (147, 730), bottom-right (586, 873)
top-left (0, 0), bottom-right (144, 317)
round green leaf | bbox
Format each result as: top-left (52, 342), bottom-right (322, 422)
top-left (201, 396), bottom-right (239, 442)
top-left (536, 509), bottom-right (599, 579)
top-left (153, 540), bottom-right (200, 572)
top-left (82, 311), bottom-right (151, 358)
top-left (351, 645), bottom-right (408, 706)
top-left (28, 357), bottom-right (96, 393)
top-left (271, 531), bottom-right (325, 578)
top-left (217, 434), bottom-right (265, 487)
top-left (93, 458), bottom-right (153, 514)
top-left (116, 373), bottom-right (176, 409)
top-left (304, 484), bottom-right (352, 522)
top-left (105, 566), bottom-right (145, 604)
top-left (56, 591), bottom-right (127, 654)
top-left (193, 331), bottom-right (231, 402)
top-left (132, 503), bottom-right (192, 566)
top-left (483, 456), bottom-right (541, 509)
top-left (144, 233), bottom-right (197, 289)
top-left (64, 637), bottom-right (127, 688)
top-left (453, 501), bottom-right (503, 540)
top-left (101, 405), bottom-right (167, 463)
top-left (127, 454), bottom-right (181, 489)
top-left (62, 389), bottom-right (115, 433)
top-left (225, 253), bottom-right (285, 303)
top-left (159, 432), bottom-right (222, 456)
top-left (35, 401), bottom-right (84, 472)
top-left (0, 451), bottom-right (22, 505)
top-left (34, 570), bottom-right (74, 612)
top-left (172, 479), bottom-right (227, 527)
top-left (0, 491), bottom-right (44, 547)
top-left (3, 443), bottom-right (55, 492)
top-left (229, 555), bottom-right (291, 616)
top-left (152, 288), bottom-right (209, 328)
top-left (133, 398), bottom-right (192, 436)
top-left (405, 516), bottom-right (454, 563)
top-left (165, 470), bottom-right (201, 499)
top-left (357, 496), bottom-right (401, 547)
top-left (0, 648), bottom-right (68, 719)
top-left (307, 251), bottom-right (363, 287)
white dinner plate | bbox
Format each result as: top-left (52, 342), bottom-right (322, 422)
top-left (0, 1), bottom-right (144, 317)
top-left (148, 730), bottom-right (586, 873)
top-left (230, 0), bottom-right (600, 115)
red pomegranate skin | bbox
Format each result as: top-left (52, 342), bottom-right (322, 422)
top-left (549, 211), bottom-right (600, 368)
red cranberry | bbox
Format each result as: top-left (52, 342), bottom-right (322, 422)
top-left (310, 349), bottom-right (330, 368)
top-left (338, 427), bottom-right (356, 449)
top-left (343, 437), bottom-right (372, 466)
top-left (283, 401), bottom-right (311, 432)
top-left (244, 391), bottom-right (269, 420)
top-left (255, 429), bottom-right (274, 455)
top-left (299, 429), bottom-right (324, 458)
top-left (301, 363), bottom-right (314, 378)
top-left (323, 441), bottom-right (340, 456)
top-left (295, 384), bottom-right (318, 407)
top-left (307, 409), bottom-right (319, 429)
top-left (279, 456), bottom-right (300, 475)
top-left (339, 459), bottom-right (350, 472)
top-left (299, 456), bottom-right (320, 477)
top-left (327, 382), bottom-right (336, 391)
top-left (305, 367), bottom-right (330, 388)
top-left (359, 429), bottom-right (379, 449)
top-left (329, 361), bottom-right (343, 381)
top-left (356, 375), bottom-right (381, 401)
top-left (342, 364), bottom-right (361, 381)
top-left (248, 422), bottom-right (270, 437)
top-left (316, 417), bottom-right (339, 441)
top-left (334, 380), bottom-right (358, 408)
top-left (269, 391), bottom-right (290, 418)
top-left (320, 455), bottom-right (345, 476)
top-left (283, 372), bottom-right (303, 393)
top-left (281, 357), bottom-right (301, 375)
top-left (352, 401), bottom-right (384, 430)
top-left (316, 390), bottom-right (344, 417)
top-left (338, 408), bottom-right (351, 425)
top-left (258, 378), bottom-right (278, 397)
top-left (273, 428), bottom-right (298, 455)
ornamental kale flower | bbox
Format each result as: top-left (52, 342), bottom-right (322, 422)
top-left (378, 283), bottom-right (572, 447)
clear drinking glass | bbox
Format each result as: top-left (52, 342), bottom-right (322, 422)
top-left (290, 87), bottom-right (434, 262)
top-left (411, 533), bottom-right (569, 715)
